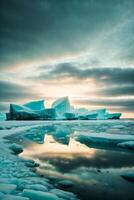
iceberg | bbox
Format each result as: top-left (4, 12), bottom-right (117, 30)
top-left (78, 112), bottom-right (98, 120)
top-left (103, 113), bottom-right (121, 119)
top-left (0, 112), bottom-right (6, 121)
top-left (5, 96), bottom-right (122, 120)
top-left (52, 96), bottom-right (71, 118)
top-left (23, 100), bottom-right (45, 110)
top-left (42, 108), bottom-right (56, 120)
top-left (8, 100), bottom-right (45, 120)
top-left (117, 141), bottom-right (134, 150)
top-left (64, 112), bottom-right (76, 120)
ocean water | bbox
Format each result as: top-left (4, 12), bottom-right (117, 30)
top-left (6, 120), bottom-right (134, 200)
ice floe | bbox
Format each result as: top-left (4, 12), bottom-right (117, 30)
top-left (4, 96), bottom-right (122, 120)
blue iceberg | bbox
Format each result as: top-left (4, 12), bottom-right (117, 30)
top-left (52, 97), bottom-right (71, 119)
top-left (6, 96), bottom-right (122, 120)
top-left (0, 112), bottom-right (6, 121)
top-left (8, 100), bottom-right (45, 120)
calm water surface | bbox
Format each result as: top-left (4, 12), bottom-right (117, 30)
top-left (6, 120), bottom-right (134, 200)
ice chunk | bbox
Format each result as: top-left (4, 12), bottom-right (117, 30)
top-left (57, 180), bottom-right (74, 188)
top-left (121, 172), bottom-right (134, 182)
top-left (52, 96), bottom-right (71, 118)
top-left (2, 195), bottom-right (30, 200)
top-left (0, 112), bottom-right (6, 121)
top-left (0, 183), bottom-right (17, 194)
top-left (24, 100), bottom-right (45, 110)
top-left (26, 184), bottom-right (48, 192)
top-left (103, 113), bottom-right (121, 119)
top-left (78, 112), bottom-right (98, 120)
top-left (42, 108), bottom-right (56, 119)
top-left (23, 189), bottom-right (60, 200)
top-left (50, 189), bottom-right (78, 200)
top-left (117, 141), bottom-right (134, 150)
top-left (64, 112), bottom-right (76, 120)
top-left (9, 100), bottom-right (45, 120)
top-left (76, 132), bottom-right (134, 148)
top-left (0, 192), bottom-right (4, 199)
top-left (9, 143), bottom-right (23, 154)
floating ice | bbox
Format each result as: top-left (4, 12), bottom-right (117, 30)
top-left (42, 108), bottom-right (56, 120)
top-left (117, 141), bottom-right (134, 150)
top-left (2, 195), bottom-right (30, 200)
top-left (23, 189), bottom-right (61, 200)
top-left (0, 112), bottom-right (6, 121)
top-left (23, 100), bottom-right (45, 110)
top-left (57, 180), bottom-right (74, 188)
top-left (64, 112), bottom-right (76, 120)
top-left (75, 132), bottom-right (134, 148)
top-left (25, 184), bottom-right (48, 192)
top-left (7, 100), bottom-right (45, 120)
top-left (50, 189), bottom-right (78, 200)
top-left (6, 97), bottom-right (122, 120)
top-left (121, 172), bottom-right (134, 182)
top-left (52, 96), bottom-right (71, 118)
top-left (0, 183), bottom-right (17, 194)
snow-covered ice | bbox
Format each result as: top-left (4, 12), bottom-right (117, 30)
top-left (0, 121), bottom-right (80, 200)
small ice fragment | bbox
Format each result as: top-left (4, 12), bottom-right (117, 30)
top-left (26, 184), bottom-right (48, 192)
top-left (121, 172), bottom-right (134, 182)
top-left (57, 180), bottom-right (74, 188)
top-left (23, 189), bottom-right (60, 200)
top-left (0, 183), bottom-right (17, 194)
top-left (2, 195), bottom-right (30, 200)
top-left (117, 141), bottom-right (134, 150)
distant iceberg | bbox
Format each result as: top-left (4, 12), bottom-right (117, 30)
top-left (52, 96), bottom-right (71, 119)
top-left (7, 100), bottom-right (45, 120)
top-left (0, 112), bottom-right (6, 121)
top-left (6, 97), bottom-right (122, 120)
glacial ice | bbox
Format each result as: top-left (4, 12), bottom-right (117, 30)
top-left (117, 141), bottom-right (134, 150)
top-left (121, 172), bottom-right (134, 182)
top-left (23, 189), bottom-right (61, 200)
top-left (0, 183), bottom-right (17, 194)
top-left (23, 100), bottom-right (45, 110)
top-left (6, 97), bottom-right (122, 120)
top-left (2, 195), bottom-right (30, 200)
top-left (9, 102), bottom-right (42, 120)
top-left (52, 96), bottom-right (71, 118)
top-left (50, 189), bottom-right (78, 200)
top-left (75, 132), bottom-right (134, 148)
top-left (0, 112), bottom-right (6, 121)
top-left (74, 108), bottom-right (121, 120)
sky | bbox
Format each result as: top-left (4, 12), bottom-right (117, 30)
top-left (0, 0), bottom-right (134, 118)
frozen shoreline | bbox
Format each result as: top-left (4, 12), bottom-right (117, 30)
top-left (0, 121), bottom-right (78, 200)
top-left (0, 120), bottom-right (134, 200)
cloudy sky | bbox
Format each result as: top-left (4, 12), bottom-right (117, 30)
top-left (0, 0), bottom-right (134, 118)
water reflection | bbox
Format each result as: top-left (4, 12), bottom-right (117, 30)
top-left (20, 131), bottom-right (134, 200)
top-left (5, 121), bottom-right (134, 200)
top-left (21, 134), bottom-right (96, 160)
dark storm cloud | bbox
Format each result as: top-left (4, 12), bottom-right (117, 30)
top-left (97, 85), bottom-right (134, 97)
top-left (0, 80), bottom-right (35, 101)
top-left (0, 0), bottom-right (134, 68)
top-left (74, 98), bottom-right (134, 112)
top-left (38, 63), bottom-right (134, 85)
